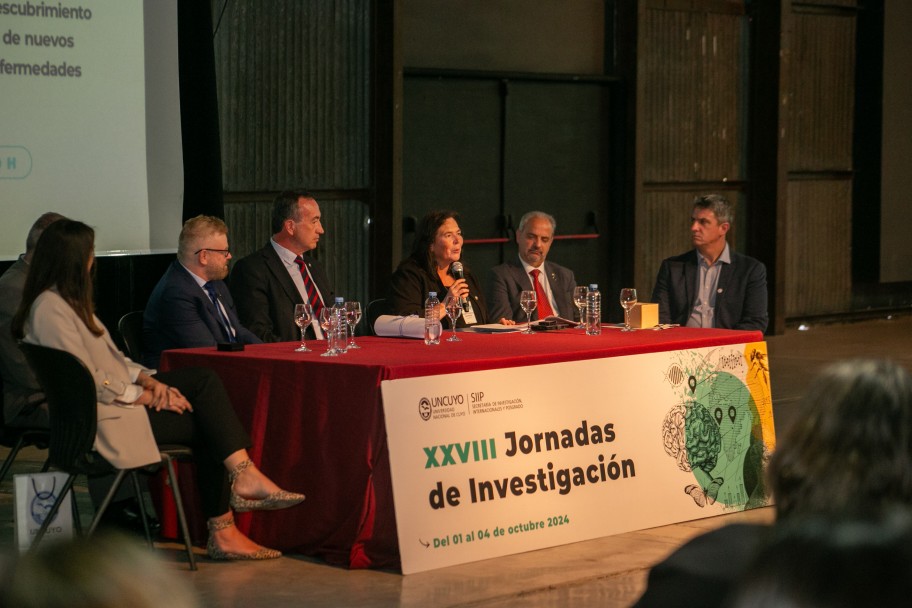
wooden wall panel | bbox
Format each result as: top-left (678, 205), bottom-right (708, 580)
top-left (641, 8), bottom-right (746, 183)
top-left (795, 0), bottom-right (857, 7)
top-left (788, 11), bottom-right (856, 171)
top-left (783, 5), bottom-right (856, 318)
top-left (212, 0), bottom-right (371, 192)
top-left (784, 180), bottom-right (852, 316)
top-left (637, 192), bottom-right (694, 299)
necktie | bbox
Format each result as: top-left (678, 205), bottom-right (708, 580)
top-left (294, 256), bottom-right (324, 318)
top-left (203, 282), bottom-right (237, 342)
top-left (529, 269), bottom-right (555, 319)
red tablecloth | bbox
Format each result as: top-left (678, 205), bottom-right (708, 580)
top-left (160, 326), bottom-right (762, 569)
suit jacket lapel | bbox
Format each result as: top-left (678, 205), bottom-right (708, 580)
top-left (684, 252), bottom-right (698, 311)
top-left (507, 261), bottom-right (527, 293)
top-left (717, 258), bottom-right (733, 317)
top-left (264, 246), bottom-right (303, 305)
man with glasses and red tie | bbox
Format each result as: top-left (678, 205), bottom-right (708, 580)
top-left (487, 211), bottom-right (578, 324)
top-left (143, 215), bottom-right (261, 368)
top-left (229, 190), bottom-right (334, 343)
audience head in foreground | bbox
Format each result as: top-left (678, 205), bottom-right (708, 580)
top-left (634, 358), bottom-right (912, 608)
top-left (729, 512), bottom-right (912, 608)
top-left (0, 533), bottom-right (201, 608)
top-left (769, 358), bottom-right (912, 521)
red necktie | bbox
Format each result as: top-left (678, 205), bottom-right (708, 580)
top-left (294, 256), bottom-right (324, 318)
top-left (529, 269), bottom-right (554, 319)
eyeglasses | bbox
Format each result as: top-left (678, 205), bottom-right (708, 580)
top-left (194, 248), bottom-right (231, 256)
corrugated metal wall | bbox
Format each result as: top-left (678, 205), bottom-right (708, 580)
top-left (785, 6), bottom-right (856, 315)
top-left (637, 1), bottom-right (858, 319)
top-left (210, 0), bottom-right (372, 307)
top-left (641, 9), bottom-right (746, 184)
top-left (636, 4), bottom-right (747, 298)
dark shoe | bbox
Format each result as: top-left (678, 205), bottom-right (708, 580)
top-left (228, 460), bottom-right (305, 513)
top-left (98, 499), bottom-right (162, 537)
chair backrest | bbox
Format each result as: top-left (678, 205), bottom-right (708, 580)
top-left (19, 343), bottom-right (98, 473)
top-left (117, 310), bottom-right (144, 361)
top-left (365, 298), bottom-right (388, 336)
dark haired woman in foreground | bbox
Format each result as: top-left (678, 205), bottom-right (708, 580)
top-left (12, 220), bottom-right (304, 560)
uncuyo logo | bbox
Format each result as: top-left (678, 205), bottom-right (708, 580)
top-left (418, 397), bottom-right (432, 421)
top-left (30, 479), bottom-right (59, 526)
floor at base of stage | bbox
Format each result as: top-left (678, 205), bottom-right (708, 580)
top-left (2, 315), bottom-right (909, 607)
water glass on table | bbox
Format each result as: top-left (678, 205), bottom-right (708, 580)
top-left (319, 308), bottom-right (339, 356)
top-left (443, 294), bottom-right (463, 342)
top-left (293, 303), bottom-right (313, 352)
top-left (573, 285), bottom-right (588, 329)
top-left (345, 301), bottom-right (362, 349)
top-left (520, 290), bottom-right (537, 334)
top-left (620, 288), bottom-right (638, 332)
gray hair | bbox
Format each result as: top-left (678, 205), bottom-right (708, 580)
top-left (517, 211), bottom-right (556, 234)
top-left (692, 194), bottom-right (733, 225)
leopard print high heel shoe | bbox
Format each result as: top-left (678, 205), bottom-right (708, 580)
top-left (206, 517), bottom-right (282, 560)
top-left (229, 459), bottom-right (306, 512)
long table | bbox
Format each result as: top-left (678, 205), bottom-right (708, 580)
top-left (160, 326), bottom-right (764, 569)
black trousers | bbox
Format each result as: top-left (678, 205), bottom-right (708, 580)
top-left (145, 367), bottom-right (251, 517)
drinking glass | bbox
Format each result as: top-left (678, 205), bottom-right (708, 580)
top-left (573, 286), bottom-right (588, 329)
top-left (293, 303), bottom-right (313, 352)
top-left (318, 308), bottom-right (338, 356)
top-left (620, 288), bottom-right (638, 332)
top-left (519, 290), bottom-right (537, 334)
top-left (344, 301), bottom-right (362, 349)
top-left (443, 294), bottom-right (462, 342)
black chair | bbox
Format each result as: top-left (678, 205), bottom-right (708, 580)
top-left (117, 310), bottom-right (144, 361)
top-left (365, 298), bottom-right (388, 336)
top-left (19, 343), bottom-right (197, 570)
top-left (0, 373), bottom-right (51, 483)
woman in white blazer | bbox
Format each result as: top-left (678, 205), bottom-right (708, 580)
top-left (12, 219), bottom-right (304, 561)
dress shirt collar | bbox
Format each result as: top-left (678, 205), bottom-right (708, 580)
top-left (178, 261), bottom-right (208, 290)
top-left (270, 238), bottom-right (300, 267)
top-left (697, 242), bottom-right (731, 268)
top-left (517, 255), bottom-right (547, 277)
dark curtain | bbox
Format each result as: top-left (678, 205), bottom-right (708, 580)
top-left (177, 0), bottom-right (223, 220)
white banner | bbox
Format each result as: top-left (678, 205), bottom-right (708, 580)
top-left (381, 341), bottom-right (774, 574)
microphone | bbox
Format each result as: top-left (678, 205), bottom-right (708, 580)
top-left (450, 261), bottom-right (469, 311)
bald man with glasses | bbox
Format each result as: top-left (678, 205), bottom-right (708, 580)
top-left (143, 215), bottom-right (261, 368)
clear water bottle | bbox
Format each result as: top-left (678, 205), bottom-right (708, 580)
top-left (424, 291), bottom-right (442, 345)
top-left (586, 284), bottom-right (601, 336)
top-left (332, 297), bottom-right (348, 353)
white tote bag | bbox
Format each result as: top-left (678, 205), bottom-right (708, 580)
top-left (14, 471), bottom-right (75, 552)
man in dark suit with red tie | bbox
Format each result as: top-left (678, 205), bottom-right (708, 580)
top-left (143, 215), bottom-right (262, 368)
top-left (487, 211), bottom-right (578, 323)
top-left (229, 189), bottom-right (334, 342)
